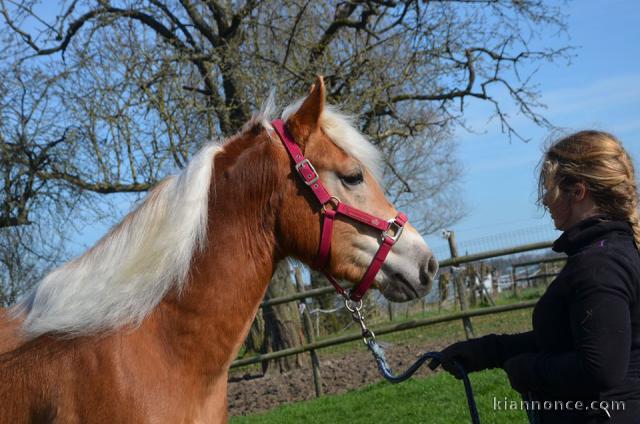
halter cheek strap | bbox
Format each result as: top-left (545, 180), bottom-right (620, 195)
top-left (271, 120), bottom-right (331, 204)
top-left (271, 119), bottom-right (407, 302)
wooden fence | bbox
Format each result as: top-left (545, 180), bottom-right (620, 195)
top-left (230, 238), bottom-right (563, 397)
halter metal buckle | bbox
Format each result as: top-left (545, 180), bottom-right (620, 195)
top-left (383, 219), bottom-right (404, 242)
top-left (295, 159), bottom-right (320, 186)
top-left (321, 196), bottom-right (341, 213)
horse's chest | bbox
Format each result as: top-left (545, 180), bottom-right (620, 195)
top-left (190, 377), bottom-right (229, 424)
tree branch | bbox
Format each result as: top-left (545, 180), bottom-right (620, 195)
top-left (35, 170), bottom-right (154, 194)
top-left (178, 0), bottom-right (221, 46)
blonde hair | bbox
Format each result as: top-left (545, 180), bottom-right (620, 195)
top-left (538, 130), bottom-right (640, 248)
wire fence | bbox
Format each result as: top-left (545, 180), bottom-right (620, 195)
top-left (430, 225), bottom-right (559, 259)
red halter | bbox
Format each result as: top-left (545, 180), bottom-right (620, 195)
top-left (271, 119), bottom-right (408, 302)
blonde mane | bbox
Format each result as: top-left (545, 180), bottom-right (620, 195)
top-left (13, 143), bottom-right (222, 338)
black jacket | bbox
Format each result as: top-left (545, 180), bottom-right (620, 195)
top-left (492, 217), bottom-right (640, 423)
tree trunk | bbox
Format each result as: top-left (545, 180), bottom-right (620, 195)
top-left (243, 308), bottom-right (265, 355)
top-left (260, 260), bottom-right (306, 375)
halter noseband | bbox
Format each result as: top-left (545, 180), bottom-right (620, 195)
top-left (271, 119), bottom-right (407, 302)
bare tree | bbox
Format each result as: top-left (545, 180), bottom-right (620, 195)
top-left (0, 0), bottom-right (570, 359)
top-left (0, 0), bottom-right (569, 223)
top-left (0, 65), bottom-right (85, 304)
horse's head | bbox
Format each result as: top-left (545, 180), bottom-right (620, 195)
top-left (274, 77), bottom-right (438, 302)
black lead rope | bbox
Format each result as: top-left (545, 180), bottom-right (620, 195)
top-left (344, 299), bottom-right (481, 424)
top-left (365, 338), bottom-right (481, 424)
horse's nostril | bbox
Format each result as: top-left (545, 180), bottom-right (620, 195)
top-left (429, 255), bottom-right (439, 277)
top-left (421, 255), bottom-right (439, 284)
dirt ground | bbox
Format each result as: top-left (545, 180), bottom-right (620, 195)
top-left (228, 339), bottom-right (450, 417)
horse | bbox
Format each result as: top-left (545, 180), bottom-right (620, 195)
top-left (0, 77), bottom-right (438, 423)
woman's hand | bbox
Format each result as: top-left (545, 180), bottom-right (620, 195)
top-left (431, 337), bottom-right (499, 379)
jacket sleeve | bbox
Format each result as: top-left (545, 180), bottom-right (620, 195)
top-left (453, 331), bottom-right (538, 372)
top-left (508, 256), bottom-right (632, 396)
top-left (492, 331), bottom-right (538, 366)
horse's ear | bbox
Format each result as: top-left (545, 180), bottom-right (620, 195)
top-left (287, 76), bottom-right (325, 146)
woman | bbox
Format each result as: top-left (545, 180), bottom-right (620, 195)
top-left (436, 131), bottom-right (640, 423)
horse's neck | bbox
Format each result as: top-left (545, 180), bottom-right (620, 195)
top-left (153, 131), bottom-right (281, 377)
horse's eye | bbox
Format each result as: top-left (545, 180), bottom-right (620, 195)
top-left (340, 172), bottom-right (364, 186)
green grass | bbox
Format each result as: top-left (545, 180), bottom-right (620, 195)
top-left (230, 369), bottom-right (529, 423)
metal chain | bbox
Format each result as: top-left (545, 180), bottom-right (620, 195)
top-left (344, 298), bottom-right (376, 344)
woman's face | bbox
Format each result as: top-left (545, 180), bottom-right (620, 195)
top-left (543, 186), bottom-right (574, 231)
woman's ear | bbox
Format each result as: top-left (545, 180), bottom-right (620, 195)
top-left (573, 182), bottom-right (588, 202)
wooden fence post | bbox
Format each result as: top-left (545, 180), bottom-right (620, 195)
top-left (447, 231), bottom-right (475, 339)
top-left (511, 264), bottom-right (518, 298)
top-left (294, 267), bottom-right (323, 398)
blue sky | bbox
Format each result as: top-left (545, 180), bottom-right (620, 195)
top-left (425, 0), bottom-right (640, 258)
